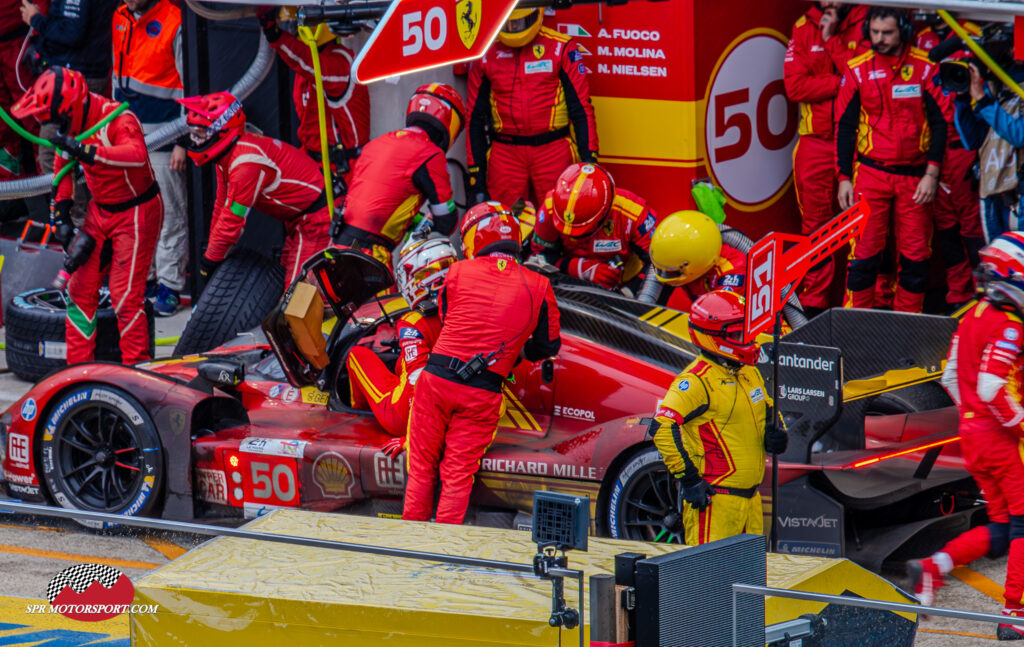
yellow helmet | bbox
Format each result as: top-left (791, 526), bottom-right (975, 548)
top-left (649, 210), bottom-right (722, 286)
top-left (498, 8), bottom-right (543, 48)
top-left (279, 7), bottom-right (337, 46)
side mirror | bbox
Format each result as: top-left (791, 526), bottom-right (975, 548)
top-left (197, 359), bottom-right (244, 388)
top-left (541, 359), bottom-right (554, 383)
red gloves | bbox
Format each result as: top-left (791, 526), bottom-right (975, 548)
top-left (569, 258), bottom-right (623, 289)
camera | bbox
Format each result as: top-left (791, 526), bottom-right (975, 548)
top-left (934, 26), bottom-right (1014, 95)
top-left (940, 59), bottom-right (973, 94)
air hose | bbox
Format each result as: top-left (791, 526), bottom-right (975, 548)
top-left (297, 24), bottom-right (336, 218)
top-left (51, 102), bottom-right (131, 186)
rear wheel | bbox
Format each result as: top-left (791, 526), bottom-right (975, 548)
top-left (865, 382), bottom-right (953, 416)
top-left (40, 384), bottom-right (164, 529)
top-left (606, 447), bottom-right (685, 544)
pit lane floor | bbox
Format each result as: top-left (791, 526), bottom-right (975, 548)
top-left (0, 308), bottom-right (1008, 645)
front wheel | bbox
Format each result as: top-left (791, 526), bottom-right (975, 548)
top-left (40, 384), bottom-right (164, 529)
top-left (606, 447), bottom-right (685, 544)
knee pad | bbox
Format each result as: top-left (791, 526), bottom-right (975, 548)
top-left (1010, 515), bottom-right (1024, 541)
top-left (990, 521), bottom-right (1011, 557)
top-left (897, 254), bottom-right (930, 294)
top-left (936, 225), bottom-right (967, 267)
top-left (847, 252), bottom-right (884, 292)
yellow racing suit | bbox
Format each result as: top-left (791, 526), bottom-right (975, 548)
top-left (652, 355), bottom-right (769, 545)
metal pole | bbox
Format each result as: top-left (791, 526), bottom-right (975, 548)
top-left (769, 311), bottom-right (782, 553)
top-left (836, 0), bottom-right (1024, 17)
top-left (0, 500), bottom-right (536, 574)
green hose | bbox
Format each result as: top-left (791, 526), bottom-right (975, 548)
top-left (53, 102), bottom-right (131, 186)
top-left (0, 105), bottom-right (53, 148)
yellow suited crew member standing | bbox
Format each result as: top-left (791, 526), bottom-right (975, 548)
top-left (652, 289), bottom-right (787, 545)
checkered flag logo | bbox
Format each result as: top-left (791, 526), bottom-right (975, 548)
top-left (46, 563), bottom-right (123, 603)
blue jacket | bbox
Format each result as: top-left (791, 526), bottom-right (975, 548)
top-left (954, 67), bottom-right (1024, 151)
top-left (30, 0), bottom-right (117, 79)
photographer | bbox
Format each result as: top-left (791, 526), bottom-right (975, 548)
top-left (954, 63), bottom-right (1024, 239)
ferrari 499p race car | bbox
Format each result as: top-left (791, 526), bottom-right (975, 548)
top-left (0, 249), bottom-right (971, 570)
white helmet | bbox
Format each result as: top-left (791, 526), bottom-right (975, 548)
top-left (394, 238), bottom-right (458, 308)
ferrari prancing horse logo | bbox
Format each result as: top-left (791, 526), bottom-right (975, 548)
top-left (457, 0), bottom-right (480, 50)
top-left (497, 259), bottom-right (508, 271)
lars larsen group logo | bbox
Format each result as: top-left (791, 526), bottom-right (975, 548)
top-left (26, 563), bottom-right (157, 621)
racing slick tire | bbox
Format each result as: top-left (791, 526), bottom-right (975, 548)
top-left (5, 288), bottom-right (155, 382)
top-left (174, 249), bottom-right (284, 356)
top-left (865, 382), bottom-right (953, 416)
top-left (40, 384), bottom-right (164, 529)
top-left (605, 446), bottom-right (685, 544)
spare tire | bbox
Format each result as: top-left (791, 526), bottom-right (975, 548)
top-left (5, 288), bottom-right (155, 382)
top-left (174, 249), bottom-right (284, 356)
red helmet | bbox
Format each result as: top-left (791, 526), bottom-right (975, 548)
top-left (405, 83), bottom-right (466, 152)
top-left (460, 201), bottom-right (521, 259)
top-left (978, 232), bottom-right (1024, 315)
top-left (550, 163), bottom-right (615, 237)
top-left (11, 67), bottom-right (90, 132)
top-left (176, 92), bottom-right (246, 165)
top-left (688, 290), bottom-right (759, 365)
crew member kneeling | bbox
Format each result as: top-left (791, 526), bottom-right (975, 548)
top-left (652, 290), bottom-right (787, 545)
top-left (178, 92), bottom-right (331, 286)
top-left (347, 238), bottom-right (457, 436)
top-left (12, 67), bottom-right (162, 365)
top-left (403, 202), bottom-right (561, 524)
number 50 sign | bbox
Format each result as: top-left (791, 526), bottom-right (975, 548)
top-left (354, 0), bottom-right (519, 84)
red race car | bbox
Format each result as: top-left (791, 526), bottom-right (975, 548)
top-left (0, 249), bottom-right (972, 570)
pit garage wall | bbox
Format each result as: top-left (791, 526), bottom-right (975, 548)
top-left (554, 0), bottom-right (806, 240)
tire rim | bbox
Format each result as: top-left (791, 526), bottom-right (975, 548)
top-left (54, 403), bottom-right (147, 512)
top-left (618, 461), bottom-right (686, 543)
top-left (26, 289), bottom-right (111, 311)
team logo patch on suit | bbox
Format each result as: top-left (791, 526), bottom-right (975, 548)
top-left (892, 84), bottom-right (921, 99)
top-left (750, 387), bottom-right (765, 403)
top-left (568, 49), bottom-right (583, 63)
top-left (720, 274), bottom-right (744, 288)
top-left (593, 239), bottom-right (622, 252)
top-left (900, 65), bottom-right (914, 81)
top-left (400, 327), bottom-right (424, 339)
top-left (638, 213), bottom-right (656, 235)
top-left (497, 259), bottom-right (508, 271)
top-left (145, 20), bottom-right (162, 37)
top-left (456, 0), bottom-right (480, 50)
top-left (1007, 328), bottom-right (1019, 340)
top-left (533, 44), bottom-right (545, 58)
top-left (996, 340), bottom-right (1019, 351)
top-left (525, 60), bottom-right (554, 74)
top-left (678, 379), bottom-right (690, 391)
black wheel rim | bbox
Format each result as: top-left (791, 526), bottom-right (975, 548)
top-left (619, 462), bottom-right (686, 543)
top-left (54, 403), bottom-right (147, 512)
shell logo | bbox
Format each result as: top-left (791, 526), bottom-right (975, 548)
top-left (312, 452), bottom-right (355, 499)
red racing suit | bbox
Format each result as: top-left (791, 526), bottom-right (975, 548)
top-left (267, 31), bottom-right (370, 169)
top-left (938, 299), bottom-right (1024, 604)
top-left (836, 46), bottom-right (947, 312)
top-left (0, 0), bottom-right (46, 177)
top-left (917, 25), bottom-right (984, 305)
top-left (337, 127), bottom-right (456, 266)
top-left (467, 26), bottom-right (598, 206)
top-left (663, 244), bottom-right (747, 313)
top-left (784, 5), bottom-right (866, 308)
top-left (531, 188), bottom-right (655, 288)
top-left (403, 254), bottom-right (560, 524)
top-left (206, 132), bottom-right (330, 285)
top-left (346, 307), bottom-right (441, 436)
top-left (58, 96), bottom-right (162, 364)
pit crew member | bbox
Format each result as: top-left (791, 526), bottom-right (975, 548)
top-left (911, 232), bottom-right (1024, 640)
top-left (259, 8), bottom-right (369, 189)
top-left (403, 201), bottom-right (561, 525)
top-left (466, 8), bottom-right (598, 206)
top-left (648, 210), bottom-right (747, 312)
top-left (652, 289), bottom-right (787, 545)
top-left (334, 83), bottom-right (462, 267)
top-left (178, 91), bottom-right (331, 286)
top-left (530, 162), bottom-right (656, 290)
top-left (784, 2), bottom-right (868, 313)
top-left (835, 7), bottom-right (947, 313)
top-left (346, 238), bottom-right (456, 436)
top-left (11, 67), bottom-right (162, 364)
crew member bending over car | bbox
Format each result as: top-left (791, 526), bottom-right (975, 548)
top-left (11, 67), bottom-right (162, 365)
top-left (911, 232), bottom-right (1024, 640)
top-left (531, 162), bottom-right (656, 290)
top-left (652, 289), bottom-right (787, 545)
top-left (403, 201), bottom-right (561, 525)
top-left (334, 83), bottom-right (462, 267)
top-left (178, 91), bottom-right (331, 286)
top-left (648, 210), bottom-right (747, 312)
top-left (346, 238), bottom-right (457, 436)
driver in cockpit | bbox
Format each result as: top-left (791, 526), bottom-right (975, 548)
top-left (346, 238), bottom-right (457, 437)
